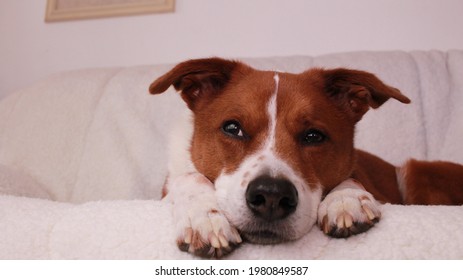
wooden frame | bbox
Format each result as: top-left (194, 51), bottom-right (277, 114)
top-left (45, 0), bottom-right (175, 22)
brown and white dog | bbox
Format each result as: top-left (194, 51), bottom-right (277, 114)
top-left (149, 58), bottom-right (463, 258)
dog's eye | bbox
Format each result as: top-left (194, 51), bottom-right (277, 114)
top-left (301, 129), bottom-right (326, 145)
top-left (222, 120), bottom-right (246, 139)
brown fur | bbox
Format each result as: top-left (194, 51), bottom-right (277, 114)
top-left (399, 159), bottom-right (463, 205)
top-left (353, 150), bottom-right (403, 204)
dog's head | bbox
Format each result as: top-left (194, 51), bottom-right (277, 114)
top-left (150, 58), bottom-right (410, 244)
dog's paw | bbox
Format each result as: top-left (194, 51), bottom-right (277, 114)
top-left (317, 180), bottom-right (381, 238)
top-left (167, 172), bottom-right (242, 258)
top-left (176, 208), bottom-right (242, 259)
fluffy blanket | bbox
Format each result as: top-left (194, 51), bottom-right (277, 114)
top-left (1, 50), bottom-right (463, 259)
top-left (1, 195), bottom-right (462, 259)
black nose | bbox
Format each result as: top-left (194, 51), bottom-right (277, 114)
top-left (246, 175), bottom-right (298, 221)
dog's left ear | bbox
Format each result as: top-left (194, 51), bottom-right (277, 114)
top-left (149, 57), bottom-right (246, 111)
top-left (318, 68), bottom-right (411, 122)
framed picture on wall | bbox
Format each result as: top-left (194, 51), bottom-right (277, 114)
top-left (45, 0), bottom-right (175, 22)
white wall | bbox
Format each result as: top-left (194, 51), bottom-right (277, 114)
top-left (1, 0), bottom-right (463, 98)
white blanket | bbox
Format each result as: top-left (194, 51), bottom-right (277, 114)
top-left (1, 195), bottom-right (462, 259)
top-left (1, 50), bottom-right (463, 259)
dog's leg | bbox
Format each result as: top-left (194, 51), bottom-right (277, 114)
top-left (164, 172), bottom-right (242, 258)
top-left (317, 179), bottom-right (381, 238)
top-left (397, 159), bottom-right (463, 205)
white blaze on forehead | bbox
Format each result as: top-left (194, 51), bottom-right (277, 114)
top-left (266, 72), bottom-right (279, 151)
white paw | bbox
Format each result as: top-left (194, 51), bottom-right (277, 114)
top-left (317, 180), bottom-right (381, 238)
top-left (169, 173), bottom-right (242, 258)
top-left (176, 207), bottom-right (242, 258)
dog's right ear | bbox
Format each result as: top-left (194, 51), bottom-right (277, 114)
top-left (315, 68), bottom-right (411, 122)
top-left (149, 58), bottom-right (243, 110)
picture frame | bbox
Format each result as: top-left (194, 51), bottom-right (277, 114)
top-left (45, 0), bottom-right (175, 22)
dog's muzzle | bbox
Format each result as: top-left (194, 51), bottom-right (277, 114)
top-left (240, 174), bottom-right (299, 244)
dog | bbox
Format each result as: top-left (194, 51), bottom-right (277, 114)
top-left (149, 57), bottom-right (463, 258)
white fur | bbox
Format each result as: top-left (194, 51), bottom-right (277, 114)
top-left (317, 179), bottom-right (381, 227)
top-left (267, 73), bottom-right (279, 148)
top-left (167, 111), bottom-right (196, 178)
top-left (214, 150), bottom-right (322, 240)
top-left (163, 173), bottom-right (240, 250)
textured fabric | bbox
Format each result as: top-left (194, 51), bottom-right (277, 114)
top-left (1, 196), bottom-right (462, 259)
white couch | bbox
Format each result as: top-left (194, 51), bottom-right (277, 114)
top-left (1, 50), bottom-right (463, 259)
